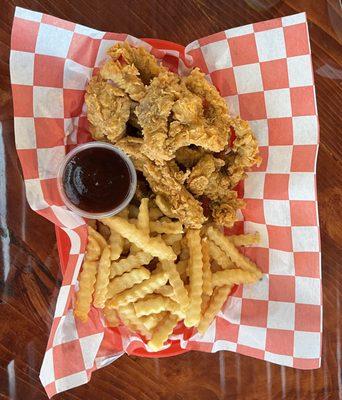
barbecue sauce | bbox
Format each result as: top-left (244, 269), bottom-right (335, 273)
top-left (62, 147), bottom-right (131, 213)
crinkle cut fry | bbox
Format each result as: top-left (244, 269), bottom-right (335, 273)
top-left (93, 246), bottom-right (111, 308)
top-left (110, 251), bottom-right (153, 278)
top-left (148, 313), bottom-right (179, 351)
top-left (118, 303), bottom-right (152, 338)
top-left (161, 260), bottom-right (189, 311)
top-left (201, 238), bottom-right (213, 296)
top-left (211, 269), bottom-right (261, 287)
top-left (107, 267), bottom-right (150, 297)
top-left (208, 240), bottom-right (235, 270)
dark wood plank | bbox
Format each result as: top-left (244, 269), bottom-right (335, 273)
top-left (0, 1), bottom-right (341, 399)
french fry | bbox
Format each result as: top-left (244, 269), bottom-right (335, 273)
top-left (197, 285), bottom-right (232, 334)
top-left (107, 272), bottom-right (168, 308)
top-left (150, 221), bottom-right (183, 234)
top-left (107, 267), bottom-right (150, 297)
top-left (161, 260), bottom-right (189, 311)
top-left (137, 198), bottom-right (150, 235)
top-left (134, 294), bottom-right (184, 318)
top-left (154, 285), bottom-right (175, 299)
top-left (103, 306), bottom-right (120, 327)
top-left (184, 229), bottom-right (203, 327)
top-left (140, 312), bottom-right (167, 331)
top-left (201, 238), bottom-right (213, 296)
top-left (176, 260), bottom-right (189, 281)
top-left (201, 294), bottom-right (211, 314)
top-left (148, 313), bottom-right (179, 351)
top-left (109, 230), bottom-right (124, 261)
top-left (101, 216), bottom-right (176, 260)
top-left (229, 232), bottom-right (260, 247)
top-left (211, 268), bottom-right (261, 287)
top-left (110, 251), bottom-right (153, 278)
top-left (208, 240), bottom-right (235, 269)
top-left (179, 236), bottom-right (189, 261)
top-left (163, 233), bottom-right (183, 256)
top-left (93, 246), bottom-right (111, 308)
top-left (88, 226), bottom-right (107, 251)
top-left (118, 304), bottom-right (152, 338)
top-left (149, 206), bottom-right (163, 221)
top-left (85, 236), bottom-right (101, 261)
top-left (207, 227), bottom-right (260, 274)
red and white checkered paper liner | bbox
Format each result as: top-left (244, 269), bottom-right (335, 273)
top-left (10, 7), bottom-right (322, 397)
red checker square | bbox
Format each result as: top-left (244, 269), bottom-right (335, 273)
top-left (17, 149), bottom-right (39, 179)
top-left (232, 284), bottom-right (243, 298)
top-left (41, 178), bottom-right (64, 206)
top-left (236, 344), bottom-right (265, 360)
top-left (47, 317), bottom-right (61, 350)
top-left (260, 59), bottom-right (289, 90)
top-left (76, 308), bottom-right (105, 338)
top-left (240, 299), bottom-right (268, 327)
top-left (186, 341), bottom-right (213, 353)
top-left (243, 199), bottom-right (265, 224)
top-left (97, 329), bottom-right (123, 357)
top-left (228, 34), bottom-right (259, 66)
top-left (269, 275), bottom-right (295, 302)
top-left (12, 85), bottom-right (33, 117)
top-left (284, 23), bottom-right (310, 57)
top-left (264, 174), bottom-right (289, 200)
top-left (45, 382), bottom-right (57, 398)
top-left (62, 254), bottom-right (79, 285)
top-left (266, 329), bottom-right (294, 355)
top-left (252, 146), bottom-right (268, 172)
top-left (53, 340), bottom-right (85, 379)
top-left (11, 18), bottom-right (39, 52)
top-left (239, 92), bottom-right (266, 120)
top-left (291, 145), bottom-right (317, 172)
top-left (35, 118), bottom-right (65, 148)
top-left (224, 221), bottom-right (244, 236)
top-left (34, 55), bottom-right (65, 88)
top-left (268, 118), bottom-right (293, 145)
top-left (293, 357), bottom-right (320, 369)
top-left (254, 18), bottom-right (282, 32)
top-left (103, 32), bottom-right (127, 41)
top-left (290, 86), bottom-right (316, 116)
top-left (42, 14), bottom-right (76, 31)
top-left (294, 252), bottom-right (320, 278)
top-left (215, 319), bottom-right (239, 342)
top-left (210, 68), bottom-right (237, 96)
top-left (198, 31), bottom-right (227, 46)
top-left (295, 304), bottom-right (321, 332)
top-left (63, 89), bottom-right (85, 118)
top-left (268, 225), bottom-right (293, 251)
top-left (290, 201), bottom-right (318, 226)
top-left (243, 247), bottom-right (269, 273)
top-left (68, 33), bottom-right (101, 67)
top-left (188, 47), bottom-right (209, 74)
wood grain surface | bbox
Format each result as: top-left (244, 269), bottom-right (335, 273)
top-left (0, 1), bottom-right (341, 399)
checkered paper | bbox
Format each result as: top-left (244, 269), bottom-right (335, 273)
top-left (10, 7), bottom-right (321, 397)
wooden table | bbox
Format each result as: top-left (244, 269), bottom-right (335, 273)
top-left (0, 1), bottom-right (341, 399)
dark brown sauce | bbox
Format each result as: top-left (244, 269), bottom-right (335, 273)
top-left (62, 147), bottom-right (132, 213)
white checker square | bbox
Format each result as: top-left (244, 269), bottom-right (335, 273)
top-left (24, 179), bottom-right (49, 211)
top-left (33, 87), bottom-right (64, 118)
top-left (37, 146), bottom-right (65, 179)
top-left (64, 59), bottom-right (92, 90)
top-left (79, 333), bottom-right (104, 369)
top-left (249, 119), bottom-right (268, 146)
top-left (39, 348), bottom-right (55, 386)
top-left (63, 228), bottom-right (82, 254)
top-left (14, 117), bottom-right (36, 149)
top-left (191, 322), bottom-right (216, 343)
top-left (244, 172), bottom-right (265, 199)
top-left (72, 254), bottom-right (85, 284)
top-left (287, 55), bottom-right (313, 87)
top-left (295, 277), bottom-right (321, 305)
top-left (264, 352), bottom-right (293, 367)
top-left (53, 314), bottom-right (79, 346)
top-left (267, 301), bottom-right (295, 330)
top-left (201, 40), bottom-right (232, 72)
top-left (293, 331), bottom-right (321, 358)
top-left (51, 205), bottom-right (85, 229)
top-left (282, 13), bottom-right (306, 27)
top-left (289, 173), bottom-right (316, 200)
top-left (225, 24), bottom-right (254, 38)
top-left (233, 63), bottom-right (263, 94)
top-left (242, 274), bottom-right (269, 300)
top-left (15, 7), bottom-right (43, 22)
top-left (292, 116), bottom-right (318, 145)
top-left (244, 222), bottom-right (269, 247)
top-left (221, 296), bottom-right (242, 325)
top-left (55, 371), bottom-right (88, 393)
top-left (74, 24), bottom-right (105, 38)
top-left (238, 325), bottom-right (266, 350)
top-left (264, 200), bottom-right (291, 226)
top-left (292, 226), bottom-right (320, 252)
top-left (269, 249), bottom-right (295, 275)
top-left (267, 146), bottom-right (292, 173)
top-left (212, 340), bottom-right (237, 352)
top-left (35, 23), bottom-right (73, 58)
top-left (255, 28), bottom-right (286, 62)
top-left (225, 95), bottom-right (240, 116)
top-left (10, 51), bottom-right (35, 85)
top-left (265, 89), bottom-right (292, 118)
top-left (95, 39), bottom-right (119, 66)
top-left (185, 39), bottom-right (200, 52)
top-left (54, 285), bottom-right (71, 318)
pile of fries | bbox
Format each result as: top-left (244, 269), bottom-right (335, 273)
top-left (74, 198), bottom-right (262, 351)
